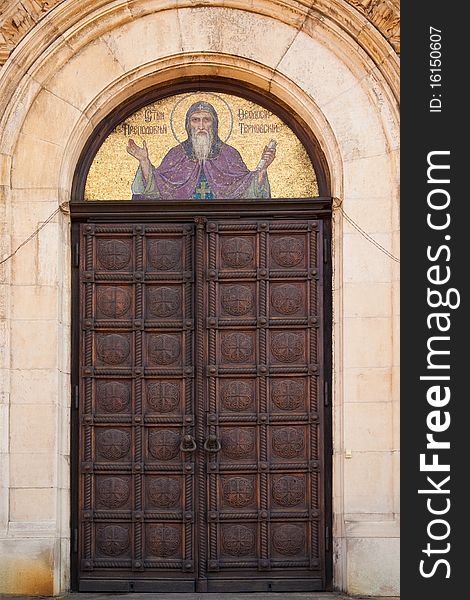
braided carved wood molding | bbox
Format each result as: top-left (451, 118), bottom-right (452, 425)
top-left (0, 0), bottom-right (399, 67)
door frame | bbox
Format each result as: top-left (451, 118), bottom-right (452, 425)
top-left (70, 198), bottom-right (333, 591)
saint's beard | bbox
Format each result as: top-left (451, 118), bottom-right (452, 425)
top-left (191, 127), bottom-right (213, 161)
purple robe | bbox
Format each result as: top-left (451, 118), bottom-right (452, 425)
top-left (132, 142), bottom-right (270, 200)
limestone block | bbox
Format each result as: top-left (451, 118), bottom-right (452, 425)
top-left (10, 452), bottom-right (55, 487)
top-left (344, 451), bottom-right (393, 514)
top-left (341, 197), bottom-right (393, 236)
top-left (277, 30), bottom-right (362, 110)
top-left (344, 154), bottom-right (397, 200)
top-left (11, 133), bottom-right (63, 189)
top-left (392, 314), bottom-right (400, 367)
top-left (0, 321), bottom-right (7, 369)
top-left (10, 369), bottom-right (58, 404)
top-left (38, 221), bottom-right (59, 286)
top-left (343, 232), bottom-right (393, 284)
top-left (0, 538), bottom-right (55, 595)
top-left (0, 153), bottom-right (11, 186)
top-left (10, 201), bottom-right (59, 242)
top-left (343, 367), bottom-right (392, 403)
top-left (10, 320), bottom-right (58, 369)
top-left (10, 237), bottom-right (38, 285)
top-left (344, 402), bottom-right (392, 451)
top-left (9, 488), bottom-right (55, 521)
top-left (101, 10), bottom-right (182, 72)
top-left (21, 89), bottom-right (82, 148)
top-left (0, 403), bottom-right (8, 454)
top-left (343, 282), bottom-right (392, 318)
top-left (392, 451), bottom-right (400, 513)
top-left (347, 537), bottom-right (400, 596)
top-left (10, 192), bottom-right (60, 215)
top-left (45, 39), bottom-right (124, 111)
top-left (10, 404), bottom-right (56, 452)
top-left (178, 7), bottom-right (297, 70)
top-left (11, 286), bottom-right (57, 321)
top-left (343, 317), bottom-right (392, 369)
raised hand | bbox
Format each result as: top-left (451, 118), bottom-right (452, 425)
top-left (126, 138), bottom-right (149, 162)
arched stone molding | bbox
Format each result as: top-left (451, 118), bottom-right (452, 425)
top-left (0, 1), bottom-right (399, 595)
top-left (0, 1), bottom-right (400, 67)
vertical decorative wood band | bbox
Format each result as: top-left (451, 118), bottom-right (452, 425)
top-left (311, 469), bottom-right (318, 512)
top-left (84, 522), bottom-right (92, 562)
top-left (259, 226), bottom-right (269, 562)
top-left (185, 226), bottom-right (194, 564)
top-left (185, 227), bottom-right (193, 411)
top-left (194, 217), bottom-right (207, 581)
top-left (309, 225), bottom-right (318, 364)
top-left (310, 374), bottom-right (318, 413)
top-left (210, 474), bottom-right (217, 560)
top-left (261, 522), bottom-right (268, 561)
top-left (185, 474), bottom-right (193, 561)
top-left (311, 519), bottom-right (319, 559)
top-left (260, 474), bottom-right (268, 560)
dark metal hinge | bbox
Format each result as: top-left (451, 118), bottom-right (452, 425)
top-left (73, 242), bottom-right (80, 268)
top-left (324, 380), bottom-right (329, 406)
top-left (326, 526), bottom-right (330, 552)
top-left (73, 528), bottom-right (78, 553)
top-left (74, 384), bottom-right (79, 410)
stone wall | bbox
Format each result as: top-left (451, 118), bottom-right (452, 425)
top-left (0, 0), bottom-right (399, 595)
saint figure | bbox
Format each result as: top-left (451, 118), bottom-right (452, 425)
top-left (127, 101), bottom-right (276, 200)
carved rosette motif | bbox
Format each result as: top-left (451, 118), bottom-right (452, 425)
top-left (272, 380), bottom-right (304, 411)
top-left (97, 240), bottom-right (131, 270)
top-left (147, 287), bottom-right (181, 318)
top-left (148, 430), bottom-right (180, 461)
top-left (272, 524), bottom-right (305, 556)
top-left (221, 332), bottom-right (253, 363)
top-left (222, 428), bottom-right (255, 459)
top-left (147, 477), bottom-right (181, 508)
top-left (97, 477), bottom-right (131, 509)
top-left (271, 284), bottom-right (302, 315)
top-left (97, 525), bottom-right (130, 556)
top-left (96, 429), bottom-right (131, 461)
top-left (221, 285), bottom-right (254, 315)
top-left (223, 477), bottom-right (255, 508)
top-left (97, 287), bottom-right (131, 318)
top-left (271, 237), bottom-right (304, 267)
top-left (270, 332), bottom-right (303, 363)
top-left (147, 239), bottom-right (181, 270)
top-left (146, 525), bottom-right (180, 557)
top-left (272, 476), bottom-right (304, 507)
top-left (221, 380), bottom-right (253, 412)
top-left (97, 381), bottom-right (131, 413)
top-left (272, 427), bottom-right (304, 459)
top-left (148, 334), bottom-right (180, 365)
top-left (222, 525), bottom-right (255, 556)
top-left (96, 334), bottom-right (130, 365)
top-left (147, 381), bottom-right (179, 413)
top-left (221, 237), bottom-right (253, 267)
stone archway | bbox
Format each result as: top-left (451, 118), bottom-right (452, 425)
top-left (0, 1), bottom-right (399, 595)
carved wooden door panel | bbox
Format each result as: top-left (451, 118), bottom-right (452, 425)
top-left (202, 219), bottom-right (326, 591)
top-left (77, 223), bottom-right (196, 591)
top-left (76, 217), bottom-right (328, 592)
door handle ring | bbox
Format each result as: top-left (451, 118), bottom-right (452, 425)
top-left (180, 434), bottom-right (197, 452)
top-left (204, 434), bottom-right (221, 453)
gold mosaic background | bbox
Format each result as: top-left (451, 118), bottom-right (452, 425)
top-left (85, 92), bottom-right (318, 200)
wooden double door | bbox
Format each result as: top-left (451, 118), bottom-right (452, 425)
top-left (74, 214), bottom-right (330, 591)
